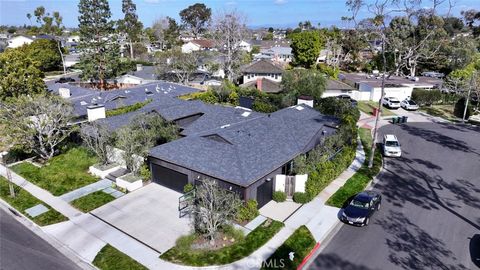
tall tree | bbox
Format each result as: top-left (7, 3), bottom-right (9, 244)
top-left (77, 0), bottom-right (121, 89)
top-left (118, 0), bottom-right (143, 59)
top-left (179, 3), bottom-right (212, 38)
top-left (81, 122), bottom-right (113, 165)
top-left (0, 94), bottom-right (74, 160)
top-left (212, 10), bottom-right (247, 81)
top-left (281, 69), bottom-right (327, 105)
top-left (290, 31), bottom-right (323, 68)
top-left (155, 49), bottom-right (203, 84)
top-left (0, 47), bottom-right (46, 100)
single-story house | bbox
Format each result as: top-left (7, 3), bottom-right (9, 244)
top-left (339, 73), bottom-right (443, 101)
top-left (322, 79), bottom-right (355, 98)
top-left (240, 78), bottom-right (283, 93)
top-left (181, 39), bottom-right (216, 54)
top-left (148, 104), bottom-right (339, 207)
top-left (7, 35), bottom-right (34, 48)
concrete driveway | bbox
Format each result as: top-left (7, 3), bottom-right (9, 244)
top-left (310, 122), bottom-right (480, 270)
top-left (91, 183), bottom-right (191, 253)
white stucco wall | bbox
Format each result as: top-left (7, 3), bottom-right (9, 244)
top-left (294, 174), bottom-right (307, 193)
top-left (7, 36), bottom-right (34, 48)
top-left (243, 74), bottom-right (282, 84)
top-left (275, 174), bottom-right (286, 192)
top-left (181, 42), bottom-right (200, 53)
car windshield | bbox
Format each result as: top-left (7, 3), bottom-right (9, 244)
top-left (408, 101), bottom-right (417, 105)
top-left (385, 140), bottom-right (399, 147)
top-left (350, 199), bottom-right (370, 209)
top-left (390, 100), bottom-right (400, 103)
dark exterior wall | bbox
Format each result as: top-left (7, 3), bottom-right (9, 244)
top-left (149, 157), bottom-right (245, 198)
top-left (245, 166), bottom-right (282, 202)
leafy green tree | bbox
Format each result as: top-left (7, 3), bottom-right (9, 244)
top-left (77, 0), bottom-right (121, 89)
top-left (118, 0), bottom-right (143, 59)
top-left (462, 9), bottom-right (480, 37)
top-left (163, 17), bottom-right (182, 48)
top-left (281, 69), bottom-right (326, 104)
top-left (290, 31), bottom-right (322, 68)
top-left (0, 47), bottom-right (46, 100)
top-left (27, 39), bottom-right (63, 71)
top-left (179, 3), bottom-right (211, 38)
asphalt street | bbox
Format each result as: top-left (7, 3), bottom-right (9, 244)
top-left (309, 122), bottom-right (480, 270)
top-left (0, 208), bottom-right (81, 270)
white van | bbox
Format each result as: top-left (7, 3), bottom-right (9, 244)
top-left (383, 134), bottom-right (402, 157)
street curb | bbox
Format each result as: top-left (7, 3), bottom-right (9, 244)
top-left (0, 199), bottom-right (97, 270)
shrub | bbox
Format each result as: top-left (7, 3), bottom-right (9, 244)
top-left (183, 183), bottom-right (194, 193)
top-left (293, 192), bottom-right (310, 204)
top-left (454, 97), bottom-right (472, 119)
top-left (236, 199), bottom-right (259, 222)
top-left (139, 164), bottom-right (151, 181)
top-left (222, 224), bottom-right (245, 241)
top-left (175, 234), bottom-right (197, 251)
top-left (272, 191), bottom-right (287, 202)
top-left (411, 89), bottom-right (442, 106)
top-left (252, 100), bottom-right (277, 113)
top-left (198, 90), bottom-right (220, 104)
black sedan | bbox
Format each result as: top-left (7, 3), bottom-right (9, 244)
top-left (55, 77), bottom-right (75, 83)
top-left (336, 94), bottom-right (358, 106)
top-left (340, 191), bottom-right (381, 226)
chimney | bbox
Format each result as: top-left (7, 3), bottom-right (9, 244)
top-left (58, 88), bottom-right (71, 98)
top-left (297, 96), bottom-right (314, 107)
top-left (136, 64), bottom-right (143, 71)
top-left (87, 104), bottom-right (106, 122)
top-left (256, 78), bottom-right (263, 91)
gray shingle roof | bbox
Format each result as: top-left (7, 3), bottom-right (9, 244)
top-left (243, 60), bottom-right (284, 74)
top-left (48, 81), bottom-right (200, 117)
top-left (149, 104), bottom-right (339, 187)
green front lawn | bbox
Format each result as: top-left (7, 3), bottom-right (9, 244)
top-left (0, 177), bottom-right (67, 226)
top-left (358, 101), bottom-right (396, 117)
top-left (11, 147), bottom-right (98, 196)
top-left (71, 191), bottom-right (115, 212)
top-left (326, 128), bottom-right (382, 208)
top-left (419, 104), bottom-right (457, 121)
top-left (93, 244), bottom-right (147, 270)
top-left (160, 220), bottom-right (284, 266)
top-left (263, 225), bottom-right (316, 270)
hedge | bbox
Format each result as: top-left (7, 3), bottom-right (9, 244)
top-left (106, 99), bottom-right (152, 117)
top-left (326, 128), bottom-right (382, 208)
top-left (273, 191), bottom-right (287, 202)
top-left (304, 144), bottom-right (356, 202)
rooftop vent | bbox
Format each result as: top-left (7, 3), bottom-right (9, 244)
top-left (80, 101), bottom-right (88, 106)
top-left (202, 134), bottom-right (232, 144)
top-left (295, 105), bottom-right (304, 111)
top-left (220, 124), bottom-right (230, 129)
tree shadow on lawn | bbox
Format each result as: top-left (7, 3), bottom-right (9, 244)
top-left (376, 210), bottom-right (469, 270)
top-left (310, 253), bottom-right (376, 270)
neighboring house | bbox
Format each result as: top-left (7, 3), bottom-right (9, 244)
top-left (114, 65), bottom-right (160, 85)
top-left (339, 73), bottom-right (443, 101)
top-left (67, 35), bottom-right (80, 43)
top-left (197, 54), bottom-right (226, 79)
top-left (240, 78), bottom-right (283, 93)
top-left (181, 39), bottom-right (216, 54)
top-left (7, 35), bottom-right (34, 48)
top-left (259, 46), bottom-right (292, 63)
top-left (241, 59), bottom-right (284, 84)
top-left (237, 40), bottom-right (252, 52)
top-left (322, 79), bottom-right (356, 98)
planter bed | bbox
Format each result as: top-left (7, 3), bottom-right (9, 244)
top-left (89, 163), bottom-right (121, 179)
top-left (116, 173), bottom-right (143, 192)
top-left (160, 219), bottom-right (284, 266)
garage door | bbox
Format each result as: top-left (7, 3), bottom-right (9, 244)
top-left (256, 180), bottom-right (273, 208)
top-left (152, 164), bottom-right (188, 193)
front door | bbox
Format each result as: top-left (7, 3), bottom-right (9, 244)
top-left (285, 176), bottom-right (295, 198)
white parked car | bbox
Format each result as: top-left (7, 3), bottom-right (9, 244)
top-left (382, 97), bottom-right (401, 109)
top-left (400, 99), bottom-right (419, 111)
top-left (383, 134), bottom-right (402, 157)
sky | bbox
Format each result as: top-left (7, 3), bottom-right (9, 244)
top-left (0, 0), bottom-right (478, 29)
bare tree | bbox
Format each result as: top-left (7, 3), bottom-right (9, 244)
top-left (155, 49), bottom-right (204, 84)
top-left (192, 178), bottom-right (242, 245)
top-left (212, 10), bottom-right (247, 82)
top-left (0, 94), bottom-right (74, 161)
top-left (80, 122), bottom-right (112, 165)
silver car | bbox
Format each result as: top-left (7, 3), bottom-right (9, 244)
top-left (400, 99), bottom-right (419, 111)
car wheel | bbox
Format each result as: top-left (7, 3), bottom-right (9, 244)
top-left (364, 218), bottom-right (370, 226)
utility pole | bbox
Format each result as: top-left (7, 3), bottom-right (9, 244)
top-left (368, 35), bottom-right (386, 168)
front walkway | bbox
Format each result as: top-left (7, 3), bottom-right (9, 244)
top-left (259, 200), bottom-right (302, 222)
